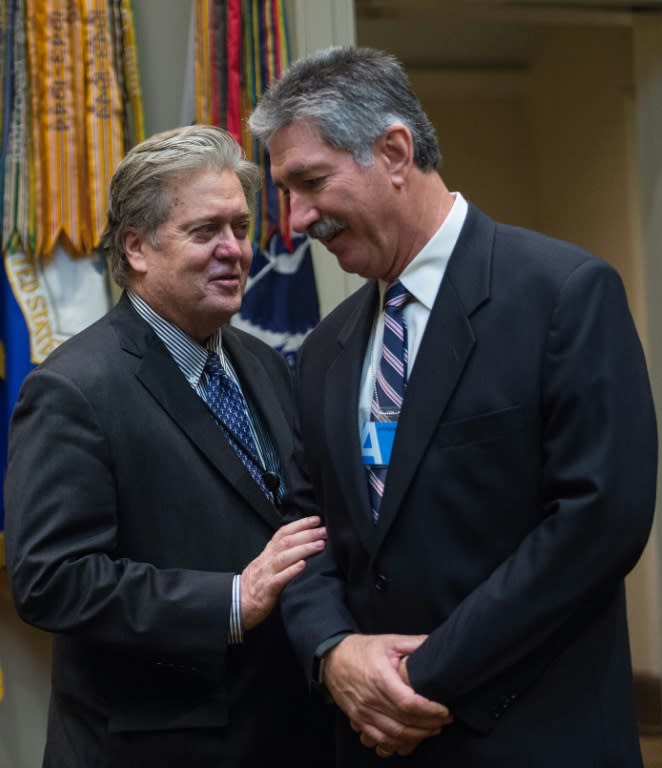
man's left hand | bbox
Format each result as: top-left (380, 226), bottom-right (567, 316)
top-left (323, 633), bottom-right (453, 757)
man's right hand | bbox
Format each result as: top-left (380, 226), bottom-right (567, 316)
top-left (240, 516), bottom-right (327, 630)
top-left (324, 633), bottom-right (453, 757)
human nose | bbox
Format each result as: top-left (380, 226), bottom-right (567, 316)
top-left (213, 225), bottom-right (243, 257)
top-left (288, 191), bottom-right (319, 235)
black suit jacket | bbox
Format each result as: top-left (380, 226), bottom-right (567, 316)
top-left (281, 204), bottom-right (657, 767)
top-left (5, 294), bottom-right (332, 768)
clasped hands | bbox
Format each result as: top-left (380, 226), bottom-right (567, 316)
top-left (324, 633), bottom-right (453, 758)
top-left (238, 521), bottom-right (452, 758)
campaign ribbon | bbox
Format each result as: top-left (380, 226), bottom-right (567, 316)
top-left (80, 0), bottom-right (125, 254)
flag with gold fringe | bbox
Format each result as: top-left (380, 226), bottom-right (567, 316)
top-left (189, 0), bottom-right (320, 367)
top-left (0, 0), bottom-right (144, 566)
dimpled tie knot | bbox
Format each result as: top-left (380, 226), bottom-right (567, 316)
top-left (204, 351), bottom-right (272, 500)
top-left (368, 280), bottom-right (412, 524)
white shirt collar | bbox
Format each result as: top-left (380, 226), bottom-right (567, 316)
top-left (378, 191), bottom-right (468, 307)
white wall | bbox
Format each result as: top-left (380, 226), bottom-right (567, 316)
top-left (133, 0), bottom-right (194, 135)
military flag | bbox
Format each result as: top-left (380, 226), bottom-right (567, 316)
top-left (0, 0), bottom-right (144, 564)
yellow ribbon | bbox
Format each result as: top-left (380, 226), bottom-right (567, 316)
top-left (26, 0), bottom-right (87, 257)
top-left (119, 0), bottom-right (144, 143)
top-left (195, 0), bottom-right (212, 124)
top-left (80, 0), bottom-right (124, 253)
top-left (8, 0), bottom-right (142, 258)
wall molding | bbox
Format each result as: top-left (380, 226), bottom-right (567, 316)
top-left (355, 0), bottom-right (635, 27)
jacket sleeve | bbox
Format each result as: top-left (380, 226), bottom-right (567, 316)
top-left (4, 365), bottom-right (234, 676)
top-left (280, 405), bottom-right (360, 683)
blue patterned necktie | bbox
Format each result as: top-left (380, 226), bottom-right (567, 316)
top-left (204, 351), bottom-right (272, 500)
top-left (367, 281), bottom-right (411, 524)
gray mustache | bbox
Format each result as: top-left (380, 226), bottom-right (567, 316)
top-left (307, 217), bottom-right (347, 240)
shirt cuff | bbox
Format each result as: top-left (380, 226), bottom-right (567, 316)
top-left (313, 632), bottom-right (353, 685)
top-left (227, 574), bottom-right (243, 645)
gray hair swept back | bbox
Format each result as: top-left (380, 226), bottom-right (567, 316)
top-left (102, 125), bottom-right (261, 287)
top-left (249, 46), bottom-right (441, 171)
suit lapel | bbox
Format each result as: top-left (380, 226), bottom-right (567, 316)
top-left (111, 296), bottom-right (281, 529)
top-left (325, 282), bottom-right (379, 553)
top-left (371, 204), bottom-right (495, 553)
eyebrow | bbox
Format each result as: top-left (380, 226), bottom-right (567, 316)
top-left (179, 211), bottom-right (252, 229)
top-left (274, 164), bottom-right (326, 191)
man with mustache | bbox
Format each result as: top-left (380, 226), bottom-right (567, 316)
top-left (4, 125), bottom-right (332, 768)
top-left (249, 47), bottom-right (657, 766)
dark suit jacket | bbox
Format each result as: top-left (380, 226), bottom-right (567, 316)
top-left (281, 204), bottom-right (657, 767)
top-left (5, 294), bottom-right (332, 768)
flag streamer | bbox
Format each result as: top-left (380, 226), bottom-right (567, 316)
top-left (0, 0), bottom-right (144, 262)
top-left (81, 0), bottom-right (126, 251)
top-left (193, 0), bottom-right (296, 249)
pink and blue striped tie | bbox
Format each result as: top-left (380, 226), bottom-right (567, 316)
top-left (367, 281), bottom-right (411, 523)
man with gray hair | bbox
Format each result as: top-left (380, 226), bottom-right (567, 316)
top-left (250, 47), bottom-right (657, 766)
top-left (5, 125), bottom-right (333, 768)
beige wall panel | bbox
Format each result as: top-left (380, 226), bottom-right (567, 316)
top-left (630, 14), bottom-right (662, 679)
top-left (409, 70), bottom-right (536, 229)
top-left (529, 26), bottom-right (635, 297)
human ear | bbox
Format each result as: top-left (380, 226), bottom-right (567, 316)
top-left (378, 124), bottom-right (414, 188)
top-left (122, 229), bottom-right (148, 274)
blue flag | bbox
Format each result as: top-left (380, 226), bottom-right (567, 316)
top-left (233, 233), bottom-right (320, 368)
top-left (0, 260), bottom-right (33, 565)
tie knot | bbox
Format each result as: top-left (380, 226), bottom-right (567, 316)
top-left (205, 350), bottom-right (224, 378)
top-left (384, 281), bottom-right (410, 310)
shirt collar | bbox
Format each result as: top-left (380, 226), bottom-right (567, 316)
top-left (126, 289), bottom-right (222, 388)
top-left (379, 191), bottom-right (468, 309)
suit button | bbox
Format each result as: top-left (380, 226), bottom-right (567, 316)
top-left (375, 574), bottom-right (389, 591)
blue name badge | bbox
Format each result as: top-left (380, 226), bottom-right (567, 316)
top-left (361, 421), bottom-right (398, 467)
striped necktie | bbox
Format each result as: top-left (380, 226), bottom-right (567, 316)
top-left (204, 351), bottom-right (273, 500)
top-left (367, 281), bottom-right (411, 523)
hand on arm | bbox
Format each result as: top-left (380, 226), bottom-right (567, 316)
top-left (240, 516), bottom-right (327, 630)
top-left (323, 634), bottom-right (453, 757)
